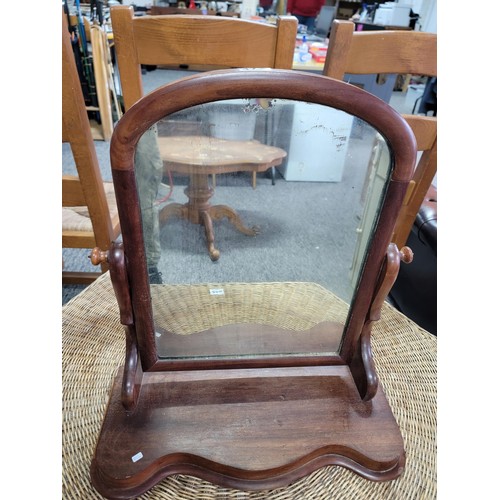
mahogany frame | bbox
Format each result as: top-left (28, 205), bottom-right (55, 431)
top-left (90, 69), bottom-right (417, 498)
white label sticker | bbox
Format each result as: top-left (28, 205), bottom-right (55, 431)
top-left (131, 452), bottom-right (143, 463)
top-left (209, 288), bottom-right (225, 296)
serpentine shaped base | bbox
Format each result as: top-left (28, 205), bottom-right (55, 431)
top-left (90, 365), bottom-right (405, 499)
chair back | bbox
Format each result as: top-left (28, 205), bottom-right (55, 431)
top-left (324, 20), bottom-right (436, 80)
top-left (62, 11), bottom-right (120, 283)
top-left (323, 20), bottom-right (437, 248)
top-left (110, 5), bottom-right (298, 111)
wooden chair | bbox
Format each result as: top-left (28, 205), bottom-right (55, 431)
top-left (62, 11), bottom-right (120, 284)
top-left (323, 20), bottom-right (437, 248)
top-left (110, 5), bottom-right (297, 188)
top-left (89, 21), bottom-right (122, 140)
top-left (68, 14), bottom-right (121, 141)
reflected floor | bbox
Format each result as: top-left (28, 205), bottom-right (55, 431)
top-left (154, 129), bottom-right (376, 304)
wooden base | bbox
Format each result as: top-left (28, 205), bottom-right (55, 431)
top-left (90, 365), bottom-right (405, 499)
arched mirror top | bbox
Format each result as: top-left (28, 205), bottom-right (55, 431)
top-left (108, 69), bottom-right (416, 372)
top-left (111, 69), bottom-right (416, 182)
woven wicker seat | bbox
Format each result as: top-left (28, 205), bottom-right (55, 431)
top-left (150, 281), bottom-right (349, 334)
top-left (62, 273), bottom-right (437, 499)
top-left (62, 182), bottom-right (118, 233)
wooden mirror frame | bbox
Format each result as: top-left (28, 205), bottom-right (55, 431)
top-left (90, 69), bottom-right (416, 498)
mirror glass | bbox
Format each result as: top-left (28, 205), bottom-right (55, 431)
top-left (134, 98), bottom-right (392, 361)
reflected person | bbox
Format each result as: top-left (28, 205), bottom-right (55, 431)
top-left (135, 124), bottom-right (163, 284)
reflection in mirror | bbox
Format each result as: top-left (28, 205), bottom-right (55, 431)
top-left (133, 99), bottom-right (392, 362)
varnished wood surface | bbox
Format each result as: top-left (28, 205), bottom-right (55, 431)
top-left (110, 70), bottom-right (416, 179)
top-left (91, 365), bottom-right (405, 497)
top-left (98, 69), bottom-right (419, 495)
top-left (110, 4), bottom-right (296, 189)
top-left (132, 15), bottom-right (297, 68)
top-left (149, 6), bottom-right (241, 17)
top-left (62, 273), bottom-right (437, 499)
top-left (403, 114), bottom-right (437, 151)
top-left (323, 21), bottom-right (437, 79)
top-left (157, 136), bottom-right (287, 174)
top-left (90, 23), bottom-right (118, 141)
top-left (159, 194), bottom-right (260, 261)
top-left (62, 270), bottom-right (102, 285)
top-left (62, 230), bottom-right (98, 248)
top-left (62, 175), bottom-right (86, 206)
top-left (110, 6), bottom-right (298, 112)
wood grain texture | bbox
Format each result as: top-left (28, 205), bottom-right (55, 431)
top-left (110, 6), bottom-right (298, 112)
top-left (90, 23), bottom-right (114, 141)
top-left (155, 136), bottom-right (286, 259)
top-left (403, 114), bottom-right (437, 151)
top-left (110, 5), bottom-right (297, 190)
top-left (91, 365), bottom-right (405, 497)
top-left (324, 20), bottom-right (437, 78)
top-left (62, 175), bottom-right (86, 206)
top-left (133, 16), bottom-right (286, 68)
top-left (157, 136), bottom-right (287, 168)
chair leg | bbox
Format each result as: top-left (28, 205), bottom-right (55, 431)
top-left (252, 171), bottom-right (257, 189)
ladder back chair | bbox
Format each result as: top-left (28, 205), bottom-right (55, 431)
top-left (67, 14), bottom-right (121, 141)
top-left (110, 5), bottom-right (297, 189)
top-left (89, 21), bottom-right (122, 140)
top-left (323, 20), bottom-right (437, 249)
top-left (62, 11), bottom-right (120, 284)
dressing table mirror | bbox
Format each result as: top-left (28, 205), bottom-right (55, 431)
top-left (89, 69), bottom-right (416, 499)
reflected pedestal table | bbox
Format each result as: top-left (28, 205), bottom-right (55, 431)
top-left (157, 136), bottom-right (287, 260)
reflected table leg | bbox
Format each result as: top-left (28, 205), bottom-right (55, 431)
top-left (159, 171), bottom-right (259, 261)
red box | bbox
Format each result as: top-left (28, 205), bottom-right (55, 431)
top-left (309, 44), bottom-right (328, 63)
